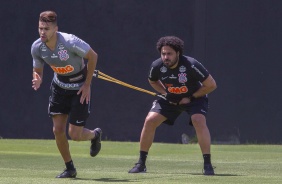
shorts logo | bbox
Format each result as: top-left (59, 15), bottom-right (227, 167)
top-left (58, 50), bottom-right (69, 61)
top-left (178, 73), bottom-right (187, 83)
top-left (51, 65), bottom-right (74, 74)
top-left (168, 86), bottom-right (188, 94)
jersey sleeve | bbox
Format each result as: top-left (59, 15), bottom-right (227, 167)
top-left (69, 34), bottom-right (91, 58)
top-left (190, 59), bottom-right (210, 82)
top-left (31, 43), bottom-right (45, 68)
top-left (148, 60), bottom-right (161, 81)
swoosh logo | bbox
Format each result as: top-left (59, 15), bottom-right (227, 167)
top-left (76, 120), bottom-right (84, 124)
top-left (161, 76), bottom-right (168, 80)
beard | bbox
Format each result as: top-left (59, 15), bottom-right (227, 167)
top-left (163, 58), bottom-right (178, 68)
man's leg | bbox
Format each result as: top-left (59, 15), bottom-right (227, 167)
top-left (140, 112), bottom-right (166, 151)
top-left (68, 124), bottom-right (95, 141)
top-left (53, 114), bottom-right (71, 163)
top-left (52, 114), bottom-right (77, 178)
top-left (191, 114), bottom-right (211, 154)
top-left (129, 112), bottom-right (166, 173)
top-left (191, 114), bottom-right (214, 175)
top-left (68, 124), bottom-right (102, 157)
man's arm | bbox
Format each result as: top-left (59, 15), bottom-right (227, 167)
top-left (148, 79), bottom-right (166, 94)
top-left (191, 75), bottom-right (217, 98)
top-left (32, 67), bottom-right (43, 91)
top-left (77, 48), bottom-right (98, 104)
top-left (84, 48), bottom-right (98, 86)
top-left (178, 75), bottom-right (216, 105)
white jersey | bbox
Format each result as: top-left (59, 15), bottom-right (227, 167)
top-left (31, 32), bottom-right (91, 90)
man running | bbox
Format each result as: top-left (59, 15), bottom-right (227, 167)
top-left (31, 11), bottom-right (102, 178)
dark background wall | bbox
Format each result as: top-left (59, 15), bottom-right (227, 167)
top-left (0, 0), bottom-right (281, 143)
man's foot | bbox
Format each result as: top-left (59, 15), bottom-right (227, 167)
top-left (203, 164), bottom-right (215, 175)
top-left (90, 128), bottom-right (102, 157)
top-left (128, 163), bottom-right (147, 173)
top-left (56, 169), bottom-right (77, 178)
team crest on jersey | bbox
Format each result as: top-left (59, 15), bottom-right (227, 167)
top-left (179, 65), bottom-right (186, 72)
top-left (58, 50), bottom-right (69, 61)
top-left (57, 43), bottom-right (65, 50)
top-left (40, 44), bottom-right (47, 51)
top-left (160, 66), bottom-right (167, 73)
top-left (178, 73), bottom-right (187, 83)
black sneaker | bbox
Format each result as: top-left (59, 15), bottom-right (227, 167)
top-left (128, 163), bottom-right (147, 173)
top-left (203, 164), bottom-right (215, 175)
top-left (90, 128), bottom-right (102, 157)
top-left (56, 169), bottom-right (77, 178)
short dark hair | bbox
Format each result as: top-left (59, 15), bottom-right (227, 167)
top-left (39, 11), bottom-right (57, 25)
top-left (156, 36), bottom-right (184, 55)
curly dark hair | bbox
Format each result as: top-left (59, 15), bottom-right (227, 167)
top-left (156, 36), bottom-right (184, 55)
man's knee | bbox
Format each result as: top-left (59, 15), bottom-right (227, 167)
top-left (144, 113), bottom-right (163, 130)
top-left (68, 129), bottom-right (82, 141)
top-left (53, 126), bottom-right (65, 136)
top-left (69, 133), bottom-right (81, 141)
top-left (68, 124), bottom-right (84, 141)
top-left (191, 114), bottom-right (207, 129)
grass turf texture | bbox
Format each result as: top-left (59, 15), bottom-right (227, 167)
top-left (0, 139), bottom-right (281, 184)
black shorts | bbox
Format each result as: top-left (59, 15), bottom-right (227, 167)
top-left (48, 81), bottom-right (91, 126)
top-left (149, 96), bottom-right (208, 126)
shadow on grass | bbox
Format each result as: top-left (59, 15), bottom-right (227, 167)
top-left (74, 173), bottom-right (242, 182)
top-left (74, 177), bottom-right (137, 182)
top-left (147, 172), bottom-right (242, 177)
top-left (189, 173), bottom-right (243, 176)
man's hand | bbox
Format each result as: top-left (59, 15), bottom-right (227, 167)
top-left (32, 72), bottom-right (42, 91)
top-left (166, 96), bottom-right (192, 106)
top-left (77, 84), bottom-right (91, 104)
top-left (178, 97), bottom-right (192, 105)
top-left (165, 93), bottom-right (181, 104)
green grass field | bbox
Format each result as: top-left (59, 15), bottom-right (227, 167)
top-left (0, 139), bottom-right (281, 184)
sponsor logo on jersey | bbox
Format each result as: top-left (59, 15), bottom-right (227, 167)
top-left (160, 66), bottom-right (167, 73)
top-left (179, 65), bottom-right (186, 72)
top-left (51, 54), bottom-right (58, 58)
top-left (169, 74), bottom-right (177, 79)
top-left (51, 65), bottom-right (74, 74)
top-left (73, 44), bottom-right (86, 53)
top-left (168, 86), bottom-right (188, 94)
top-left (53, 75), bottom-right (82, 89)
top-left (191, 65), bottom-right (205, 78)
top-left (178, 73), bottom-right (187, 83)
top-left (149, 67), bottom-right (154, 78)
top-left (164, 83), bottom-right (173, 87)
top-left (58, 50), bottom-right (69, 61)
top-left (40, 44), bottom-right (47, 51)
top-left (57, 43), bottom-right (65, 50)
